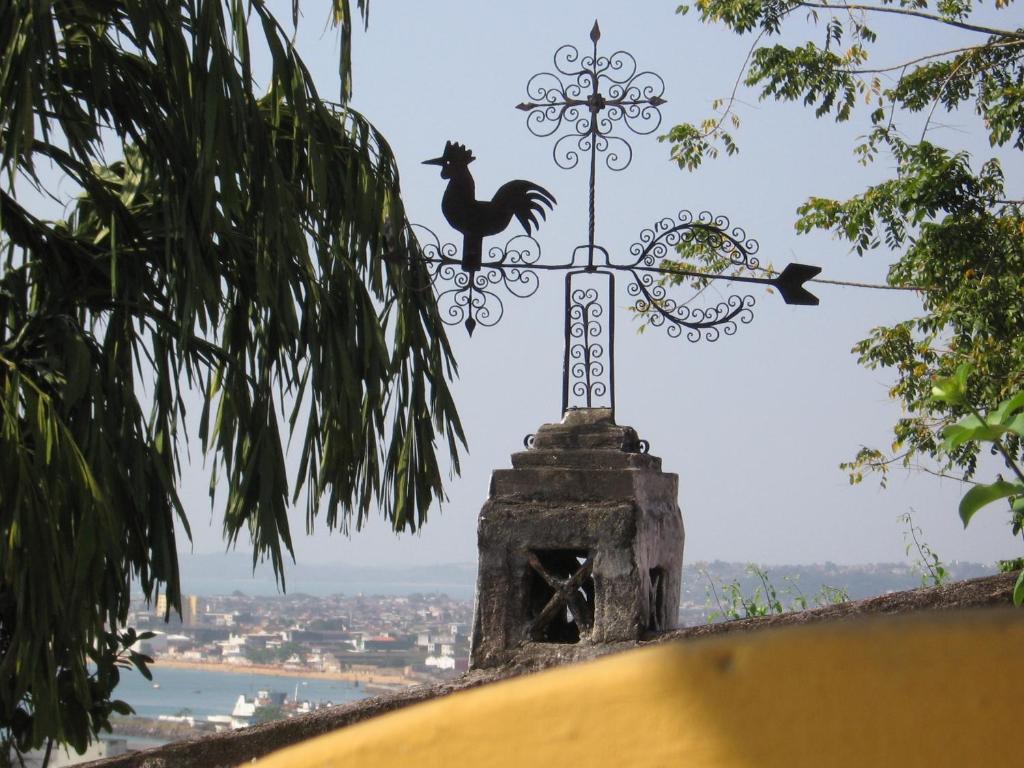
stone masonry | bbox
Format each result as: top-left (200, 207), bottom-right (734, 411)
top-left (470, 408), bottom-right (684, 669)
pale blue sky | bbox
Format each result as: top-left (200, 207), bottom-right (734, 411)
top-left (40, 2), bottom-right (1024, 572)
top-left (169, 0), bottom-right (1024, 572)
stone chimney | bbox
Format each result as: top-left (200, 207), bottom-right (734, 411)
top-left (470, 408), bottom-right (684, 669)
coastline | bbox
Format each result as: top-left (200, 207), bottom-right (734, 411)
top-left (151, 657), bottom-right (416, 687)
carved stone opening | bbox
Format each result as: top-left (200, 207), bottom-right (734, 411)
top-left (526, 550), bottom-right (595, 644)
top-left (470, 410), bottom-right (685, 669)
top-left (648, 567), bottom-right (667, 632)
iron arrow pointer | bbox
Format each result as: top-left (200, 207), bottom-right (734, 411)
top-left (772, 262), bottom-right (822, 306)
top-left (631, 262), bottom-right (822, 306)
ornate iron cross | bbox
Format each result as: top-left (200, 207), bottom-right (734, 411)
top-left (409, 21), bottom-right (820, 417)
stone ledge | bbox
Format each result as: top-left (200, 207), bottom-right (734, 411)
top-left (488, 467), bottom-right (677, 502)
top-left (85, 571), bottom-right (1019, 768)
top-left (529, 408), bottom-right (645, 452)
top-left (510, 449), bottom-right (661, 471)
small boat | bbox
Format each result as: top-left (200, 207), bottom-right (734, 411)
top-left (152, 683), bottom-right (161, 689)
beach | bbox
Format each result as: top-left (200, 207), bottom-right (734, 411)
top-left (151, 657), bottom-right (417, 687)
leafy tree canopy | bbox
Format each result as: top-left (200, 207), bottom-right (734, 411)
top-left (664, 2), bottom-right (1024, 497)
top-left (0, 0), bottom-right (462, 756)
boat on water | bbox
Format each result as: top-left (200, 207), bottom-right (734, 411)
top-left (206, 689), bottom-right (334, 731)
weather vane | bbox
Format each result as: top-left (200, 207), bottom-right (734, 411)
top-left (409, 21), bottom-right (820, 417)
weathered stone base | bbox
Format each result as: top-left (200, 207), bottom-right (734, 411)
top-left (470, 408), bottom-right (684, 669)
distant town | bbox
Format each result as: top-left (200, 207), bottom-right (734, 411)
top-left (130, 589), bottom-right (473, 700)
top-left (128, 558), bottom-right (997, 695)
top-left (98, 556), bottom-right (1000, 746)
top-left (105, 589), bottom-right (477, 747)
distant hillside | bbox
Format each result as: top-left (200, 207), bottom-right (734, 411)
top-left (175, 552), bottom-right (479, 598)
top-left (171, 552), bottom-right (996, 609)
top-left (681, 560), bottom-right (997, 625)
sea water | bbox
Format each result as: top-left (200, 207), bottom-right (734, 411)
top-left (115, 666), bottom-right (369, 720)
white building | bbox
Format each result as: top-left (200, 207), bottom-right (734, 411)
top-left (214, 694), bottom-right (257, 729)
top-left (217, 634), bottom-right (247, 661)
top-left (425, 655), bottom-right (456, 670)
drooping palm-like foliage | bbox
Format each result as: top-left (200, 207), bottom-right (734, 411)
top-left (0, 0), bottom-right (463, 755)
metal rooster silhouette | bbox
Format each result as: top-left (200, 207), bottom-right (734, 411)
top-left (423, 141), bottom-right (556, 272)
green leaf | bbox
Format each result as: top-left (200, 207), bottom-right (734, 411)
top-left (958, 479), bottom-right (1022, 527)
top-left (929, 363), bottom-right (971, 405)
top-left (1003, 412), bottom-right (1024, 440)
top-left (941, 415), bottom-right (1008, 451)
top-left (110, 700), bottom-right (134, 716)
top-left (1014, 570), bottom-right (1024, 608)
top-left (990, 390), bottom-right (1024, 426)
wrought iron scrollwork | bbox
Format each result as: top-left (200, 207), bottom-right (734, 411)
top-left (410, 225), bottom-right (544, 335)
top-left (627, 284), bottom-right (756, 342)
top-left (621, 209), bottom-right (759, 342)
top-left (568, 287), bottom-right (606, 404)
top-left (516, 22), bottom-right (666, 174)
top-left (624, 209), bottom-right (760, 272)
top-left (563, 272), bottom-right (615, 412)
top-left (407, 22), bottom-right (820, 419)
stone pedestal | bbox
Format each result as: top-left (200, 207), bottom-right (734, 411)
top-left (470, 408), bottom-right (684, 669)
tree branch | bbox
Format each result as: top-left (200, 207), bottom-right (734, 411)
top-left (912, 464), bottom-right (974, 484)
top-left (696, 28), bottom-right (769, 141)
top-left (842, 40), bottom-right (1024, 75)
top-left (921, 48), bottom-right (977, 141)
top-left (811, 276), bottom-right (924, 291)
top-left (795, 2), bottom-right (1024, 40)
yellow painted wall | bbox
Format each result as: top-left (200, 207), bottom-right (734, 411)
top-left (254, 611), bottom-right (1023, 767)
